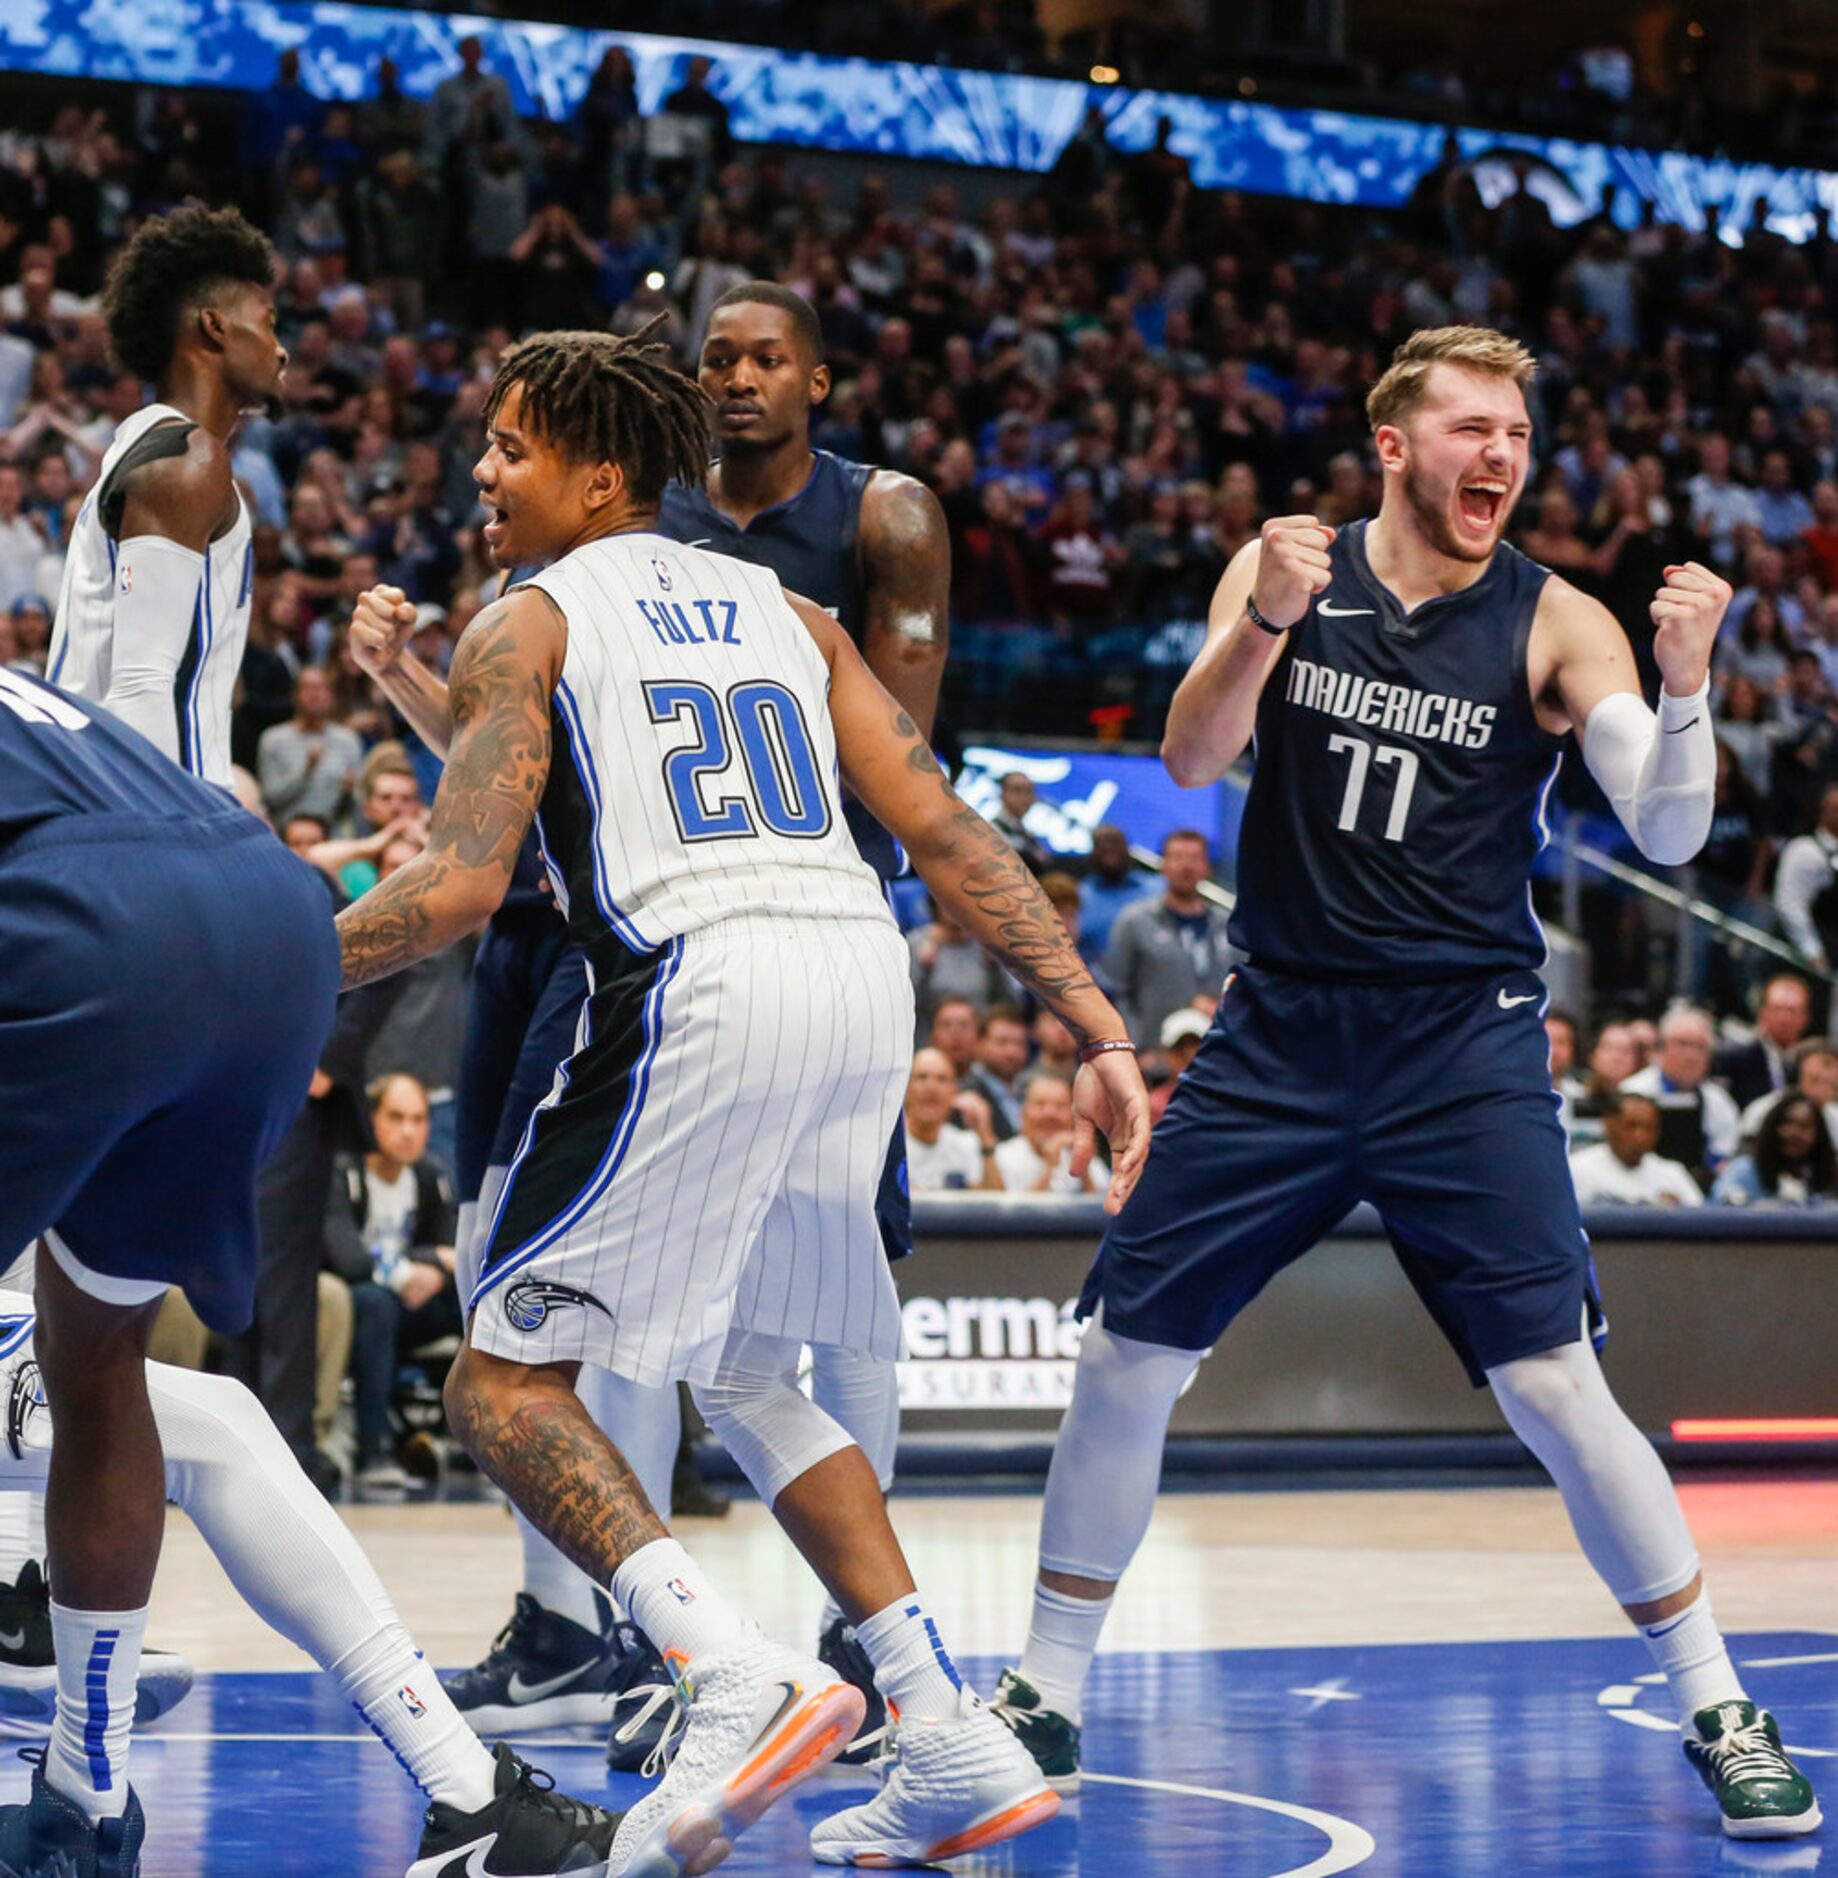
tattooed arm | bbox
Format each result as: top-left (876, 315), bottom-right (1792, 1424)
top-left (336, 589), bottom-right (564, 989)
top-left (858, 470), bottom-right (951, 737)
top-left (790, 592), bottom-right (1152, 1208)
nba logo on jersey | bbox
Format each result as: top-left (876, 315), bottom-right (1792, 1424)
top-left (651, 557), bottom-right (673, 590)
top-left (118, 564), bottom-right (132, 594)
top-left (397, 1685), bottom-right (428, 1719)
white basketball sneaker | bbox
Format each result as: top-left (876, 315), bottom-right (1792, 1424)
top-left (808, 1686), bottom-right (1061, 1867)
top-left (607, 1629), bottom-right (864, 1877)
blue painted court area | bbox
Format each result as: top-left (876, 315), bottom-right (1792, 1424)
top-left (2, 1634), bottom-right (1828, 1875)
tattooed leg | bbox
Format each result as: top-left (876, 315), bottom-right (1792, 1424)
top-left (444, 1344), bottom-right (666, 1581)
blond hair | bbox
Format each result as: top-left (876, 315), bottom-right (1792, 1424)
top-left (1366, 326), bottom-right (1537, 433)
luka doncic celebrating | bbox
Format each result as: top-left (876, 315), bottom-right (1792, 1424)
top-left (993, 326), bottom-right (1821, 1844)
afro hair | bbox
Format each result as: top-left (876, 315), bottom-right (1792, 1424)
top-left (102, 204), bottom-right (276, 384)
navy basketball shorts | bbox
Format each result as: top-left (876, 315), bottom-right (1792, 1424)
top-left (453, 911), bottom-right (589, 1206)
top-left (0, 814), bottom-right (339, 1334)
top-left (1080, 965), bottom-right (1600, 1386)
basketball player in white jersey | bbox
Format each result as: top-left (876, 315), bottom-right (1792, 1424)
top-left (46, 204), bottom-right (276, 785)
top-left (336, 327), bottom-right (1151, 1874)
top-left (0, 202), bottom-right (282, 1731)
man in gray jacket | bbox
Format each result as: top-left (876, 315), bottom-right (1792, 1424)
top-left (1101, 828), bottom-right (1236, 1046)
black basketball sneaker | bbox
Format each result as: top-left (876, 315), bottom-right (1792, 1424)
top-left (444, 1593), bottom-right (628, 1736)
top-left (0, 1563), bottom-right (192, 1734)
top-left (406, 1743), bottom-right (620, 1877)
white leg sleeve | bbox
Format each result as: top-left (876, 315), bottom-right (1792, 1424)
top-left (692, 1329), bottom-right (855, 1508)
top-left (149, 1364), bottom-right (401, 1659)
top-left (513, 1364), bottom-right (680, 1627)
top-left (1037, 1310), bottom-right (1200, 1583)
top-left (1487, 1340), bottom-right (1701, 1607)
top-left (808, 1345), bottom-right (900, 1494)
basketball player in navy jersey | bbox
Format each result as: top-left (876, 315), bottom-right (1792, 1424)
top-left (660, 279), bottom-right (950, 1746)
top-left (0, 669), bottom-right (626, 1876)
top-left (992, 326), bottom-right (1821, 1841)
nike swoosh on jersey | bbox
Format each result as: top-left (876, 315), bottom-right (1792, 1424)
top-left (1318, 600), bottom-right (1376, 617)
top-left (505, 1661), bottom-right (594, 1704)
top-left (1497, 989), bottom-right (1540, 1009)
top-left (1663, 716), bottom-right (1701, 735)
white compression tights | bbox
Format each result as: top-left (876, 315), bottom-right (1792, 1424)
top-left (1485, 1339), bottom-right (1700, 1607)
top-left (691, 1329), bottom-right (859, 1508)
top-left (808, 1346), bottom-right (900, 1494)
top-left (1037, 1310), bottom-right (1202, 1583)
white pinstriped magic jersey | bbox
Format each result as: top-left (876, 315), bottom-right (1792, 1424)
top-left (47, 403), bottom-right (253, 786)
top-left (525, 531), bottom-right (893, 957)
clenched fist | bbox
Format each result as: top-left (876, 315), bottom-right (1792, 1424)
top-left (1250, 516), bottom-right (1337, 632)
top-left (1649, 561), bottom-right (1732, 697)
top-left (348, 584), bottom-right (420, 680)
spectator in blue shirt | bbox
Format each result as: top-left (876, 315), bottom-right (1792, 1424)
top-left (1755, 450), bottom-right (1816, 547)
top-left (1078, 822), bottom-right (1155, 964)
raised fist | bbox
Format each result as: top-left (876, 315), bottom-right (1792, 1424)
top-left (1250, 516), bottom-right (1337, 632)
top-left (348, 584), bottom-right (419, 680)
top-left (1649, 561), bottom-right (1732, 697)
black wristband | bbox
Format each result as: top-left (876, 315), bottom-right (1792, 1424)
top-left (1244, 594), bottom-right (1287, 636)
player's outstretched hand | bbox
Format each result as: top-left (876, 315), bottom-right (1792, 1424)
top-left (1650, 561), bottom-right (1731, 695)
top-left (1070, 1050), bottom-right (1153, 1215)
top-left (349, 583), bottom-right (420, 679)
top-left (1250, 515), bottom-right (1336, 632)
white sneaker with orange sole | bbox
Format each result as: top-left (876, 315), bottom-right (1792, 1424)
top-left (607, 1629), bottom-right (865, 1877)
top-left (808, 1687), bottom-right (1061, 1867)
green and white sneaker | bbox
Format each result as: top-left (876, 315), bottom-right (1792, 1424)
top-left (988, 1669), bottom-right (1080, 1795)
top-left (1682, 1700), bottom-right (1822, 1838)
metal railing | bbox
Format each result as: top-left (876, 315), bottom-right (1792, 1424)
top-left (1555, 822), bottom-right (1838, 997)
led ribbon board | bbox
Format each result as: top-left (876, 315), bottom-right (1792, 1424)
top-left (4, 3), bottom-right (1836, 241)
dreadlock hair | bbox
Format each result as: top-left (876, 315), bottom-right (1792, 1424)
top-left (708, 281), bottom-right (825, 361)
top-left (102, 204), bottom-right (276, 384)
top-left (484, 320), bottom-right (713, 509)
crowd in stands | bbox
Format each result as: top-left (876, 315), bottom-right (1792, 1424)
top-left (1551, 973), bottom-right (1838, 1207)
top-left (4, 47), bottom-right (1838, 1332)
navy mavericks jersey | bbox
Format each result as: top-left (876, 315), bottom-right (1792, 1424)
top-left (1229, 520), bottom-right (1564, 983)
top-left (658, 450), bottom-right (899, 878)
top-left (0, 666), bottom-right (236, 840)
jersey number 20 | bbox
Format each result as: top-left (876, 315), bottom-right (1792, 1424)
top-left (645, 679), bottom-right (832, 842)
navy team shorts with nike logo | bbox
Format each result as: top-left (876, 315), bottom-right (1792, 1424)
top-left (1080, 965), bottom-right (1603, 1385)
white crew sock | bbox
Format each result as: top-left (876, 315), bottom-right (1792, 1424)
top-left (1019, 1582), bottom-right (1114, 1721)
top-left (45, 1603), bottom-right (143, 1821)
top-left (612, 1538), bottom-right (746, 1668)
top-left (334, 1622), bottom-right (499, 1812)
top-left (819, 1596), bottom-right (846, 1636)
top-left (855, 1594), bottom-right (965, 1723)
top-left (1639, 1589), bottom-right (1747, 1723)
top-left (0, 1492), bottom-right (44, 1586)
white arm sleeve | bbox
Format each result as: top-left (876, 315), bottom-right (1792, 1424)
top-left (100, 534), bottom-right (206, 767)
top-left (1581, 679), bottom-right (1715, 867)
